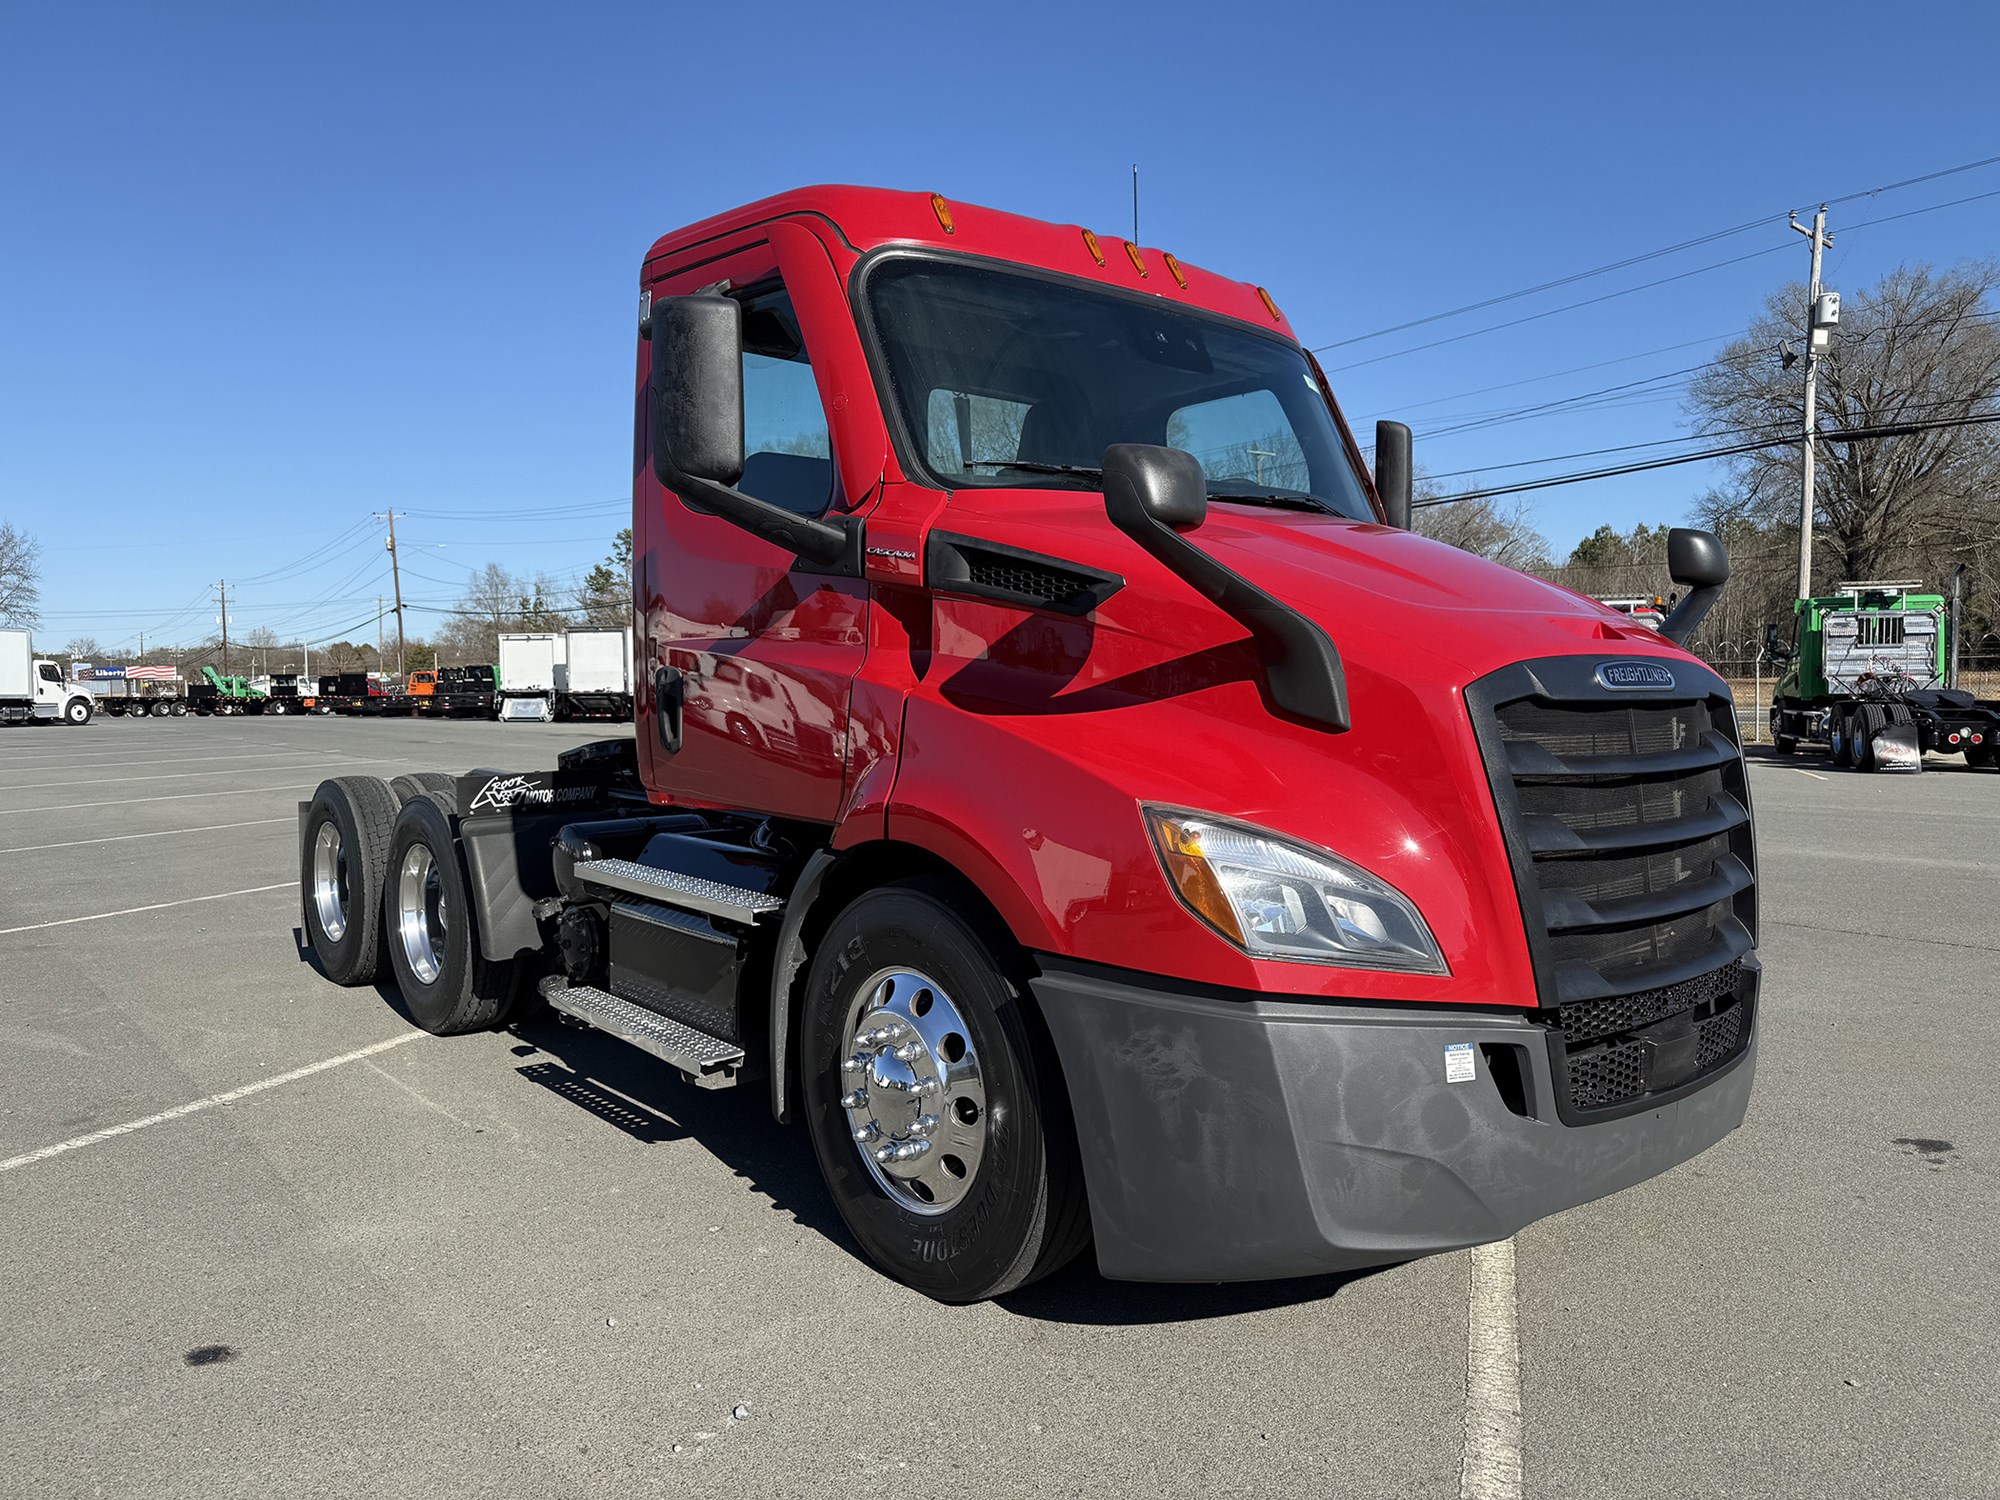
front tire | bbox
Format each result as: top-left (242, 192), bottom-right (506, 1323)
top-left (63, 698), bottom-right (92, 725)
top-left (300, 776), bottom-right (400, 985)
top-left (798, 878), bottom-right (1088, 1302)
top-left (382, 792), bottom-right (519, 1035)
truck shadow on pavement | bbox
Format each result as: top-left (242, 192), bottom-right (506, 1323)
top-left (295, 930), bottom-right (1385, 1325)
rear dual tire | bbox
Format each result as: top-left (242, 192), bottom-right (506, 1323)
top-left (381, 792), bottom-right (520, 1035)
top-left (301, 776), bottom-right (400, 986)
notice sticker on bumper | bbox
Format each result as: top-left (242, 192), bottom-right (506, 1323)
top-left (1444, 1042), bottom-right (1476, 1084)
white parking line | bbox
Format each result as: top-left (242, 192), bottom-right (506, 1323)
top-left (1793, 768), bottom-right (1828, 781)
top-left (2, 763), bottom-right (356, 791)
top-left (0, 773), bottom-right (416, 816)
top-left (0, 749), bottom-right (370, 773)
top-left (0, 882), bottom-right (291, 936)
top-left (0, 817), bottom-right (294, 855)
top-left (0, 1032), bottom-right (423, 1175)
top-left (1461, 1237), bottom-right (1523, 1500)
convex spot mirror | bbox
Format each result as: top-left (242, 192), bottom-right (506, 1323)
top-left (1667, 527), bottom-right (1730, 590)
top-left (1101, 443), bottom-right (1206, 533)
top-left (650, 295), bottom-right (745, 490)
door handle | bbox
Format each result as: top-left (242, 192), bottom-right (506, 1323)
top-left (655, 666), bottom-right (684, 753)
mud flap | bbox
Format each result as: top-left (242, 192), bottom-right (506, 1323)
top-left (1870, 724), bottom-right (1923, 772)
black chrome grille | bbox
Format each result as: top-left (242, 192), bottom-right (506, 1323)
top-left (1469, 659), bottom-right (1759, 1120)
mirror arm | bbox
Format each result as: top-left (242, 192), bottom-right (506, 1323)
top-left (1660, 584), bottom-right (1722, 647)
top-left (664, 468), bottom-right (864, 576)
top-left (1104, 478), bottom-right (1350, 733)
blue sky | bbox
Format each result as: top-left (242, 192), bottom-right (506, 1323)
top-left (4, 1), bottom-right (1997, 653)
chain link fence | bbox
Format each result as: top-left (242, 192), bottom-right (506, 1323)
top-left (1704, 653), bottom-right (2000, 743)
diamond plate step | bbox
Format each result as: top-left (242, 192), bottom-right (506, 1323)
top-left (540, 979), bottom-right (744, 1088)
top-left (572, 858), bottom-right (784, 924)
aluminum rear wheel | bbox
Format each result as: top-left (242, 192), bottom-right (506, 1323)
top-left (311, 822), bottom-right (349, 942)
top-left (395, 844), bottom-right (448, 986)
top-left (839, 967), bottom-right (988, 1216)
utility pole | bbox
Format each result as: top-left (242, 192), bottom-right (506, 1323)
top-left (382, 509), bottom-right (407, 678)
top-left (1949, 562), bottom-right (1967, 689)
top-left (377, 595), bottom-right (384, 668)
top-left (217, 580), bottom-right (229, 675)
top-left (1790, 205), bottom-right (1832, 600)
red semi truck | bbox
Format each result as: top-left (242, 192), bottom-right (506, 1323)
top-left (298, 187), bottom-right (1757, 1301)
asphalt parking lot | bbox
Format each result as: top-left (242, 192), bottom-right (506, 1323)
top-left (0, 715), bottom-right (1994, 1500)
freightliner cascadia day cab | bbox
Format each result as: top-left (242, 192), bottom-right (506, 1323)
top-left (298, 188), bottom-right (1759, 1301)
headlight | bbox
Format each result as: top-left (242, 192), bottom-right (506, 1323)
top-left (1145, 807), bottom-right (1447, 974)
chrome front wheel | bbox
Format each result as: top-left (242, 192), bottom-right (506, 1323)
top-left (839, 967), bottom-right (988, 1216)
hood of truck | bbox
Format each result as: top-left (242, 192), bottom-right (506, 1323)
top-left (887, 488), bottom-right (1706, 1009)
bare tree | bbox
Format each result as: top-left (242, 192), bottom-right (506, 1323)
top-left (1687, 262), bottom-right (2000, 589)
top-left (0, 521), bottom-right (41, 626)
top-left (64, 636), bottom-right (104, 659)
top-left (1412, 474), bottom-right (1551, 572)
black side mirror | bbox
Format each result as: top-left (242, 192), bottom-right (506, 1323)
top-left (1101, 443), bottom-right (1349, 732)
top-left (1374, 420), bottom-right (1413, 530)
top-left (1763, 622), bottom-right (1787, 659)
top-left (1101, 443), bottom-right (1206, 532)
top-left (1659, 527), bottom-right (1730, 646)
top-left (644, 294), bottom-right (855, 571)
top-left (650, 295), bottom-right (745, 489)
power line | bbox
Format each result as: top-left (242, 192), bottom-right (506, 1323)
top-left (1314, 153), bottom-right (2000, 365)
top-left (1421, 409), bottom-right (2000, 506)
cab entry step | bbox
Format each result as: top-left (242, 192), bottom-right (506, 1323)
top-left (540, 978), bottom-right (745, 1088)
top-left (572, 859), bottom-right (784, 924)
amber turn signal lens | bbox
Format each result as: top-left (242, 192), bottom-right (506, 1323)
top-left (1161, 251), bottom-right (1188, 289)
top-left (1081, 227), bottom-right (1105, 265)
top-left (1124, 241), bottom-right (1148, 278)
top-left (1145, 810), bottom-right (1244, 945)
top-left (930, 193), bottom-right (955, 234)
top-left (1255, 285), bottom-right (1282, 320)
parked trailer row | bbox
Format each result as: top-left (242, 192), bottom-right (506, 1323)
top-left (498, 629), bottom-right (634, 722)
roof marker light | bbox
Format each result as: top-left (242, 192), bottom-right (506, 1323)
top-left (1161, 251), bottom-right (1188, 289)
top-left (930, 193), bottom-right (955, 234)
top-left (1256, 286), bottom-right (1283, 321)
top-left (1124, 241), bottom-right (1148, 278)
top-left (1081, 227), bottom-right (1105, 266)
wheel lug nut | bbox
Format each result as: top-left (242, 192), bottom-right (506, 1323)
top-left (853, 1122), bottom-right (879, 1143)
top-left (911, 1114), bottom-right (939, 1137)
top-left (843, 1053), bottom-right (869, 1074)
top-left (841, 1089), bottom-right (868, 1110)
top-left (892, 1042), bottom-right (920, 1062)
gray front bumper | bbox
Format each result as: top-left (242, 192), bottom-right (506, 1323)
top-left (1032, 961), bottom-right (1755, 1283)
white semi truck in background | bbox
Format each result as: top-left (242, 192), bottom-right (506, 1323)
top-left (497, 629), bottom-right (634, 722)
top-left (0, 630), bottom-right (96, 725)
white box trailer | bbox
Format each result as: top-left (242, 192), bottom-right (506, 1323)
top-left (497, 632), bottom-right (567, 722)
top-left (557, 627), bottom-right (634, 721)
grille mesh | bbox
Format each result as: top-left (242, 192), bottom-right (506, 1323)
top-left (1557, 960), bottom-right (1743, 1047)
top-left (1498, 701), bottom-right (1709, 760)
top-left (965, 553), bottom-right (1099, 606)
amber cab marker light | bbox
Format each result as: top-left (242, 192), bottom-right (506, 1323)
top-left (1161, 251), bottom-right (1188, 289)
top-left (930, 193), bottom-right (955, 234)
top-left (1124, 240), bottom-right (1149, 278)
top-left (1079, 227), bottom-right (1105, 265)
top-left (1256, 285), bottom-right (1282, 321)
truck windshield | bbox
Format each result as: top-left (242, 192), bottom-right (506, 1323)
top-left (863, 257), bottom-right (1376, 519)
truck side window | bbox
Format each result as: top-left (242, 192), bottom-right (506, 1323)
top-left (39, 663), bottom-right (61, 683)
top-left (1167, 390), bottom-right (1310, 493)
top-left (736, 283), bottom-right (836, 517)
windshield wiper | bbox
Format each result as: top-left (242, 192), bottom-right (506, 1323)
top-left (964, 460), bottom-right (1104, 480)
top-left (1205, 491), bottom-right (1331, 513)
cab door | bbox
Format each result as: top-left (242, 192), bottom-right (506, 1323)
top-left (638, 234), bottom-right (870, 823)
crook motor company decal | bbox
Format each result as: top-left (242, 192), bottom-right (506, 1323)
top-left (459, 770), bottom-right (605, 814)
